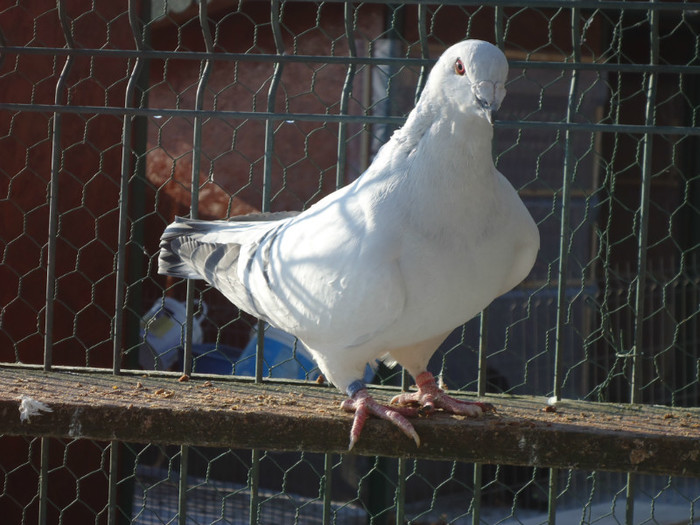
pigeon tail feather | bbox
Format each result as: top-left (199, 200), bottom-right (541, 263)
top-left (158, 212), bottom-right (299, 281)
top-left (158, 234), bottom-right (230, 281)
top-left (158, 217), bottom-right (226, 280)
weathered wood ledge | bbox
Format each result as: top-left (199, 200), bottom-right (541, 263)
top-left (1, 365), bottom-right (699, 477)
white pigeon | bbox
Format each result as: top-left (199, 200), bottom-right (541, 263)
top-left (158, 40), bottom-right (540, 450)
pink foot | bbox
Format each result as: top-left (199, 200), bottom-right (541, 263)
top-left (341, 388), bottom-right (421, 450)
top-left (390, 372), bottom-right (495, 416)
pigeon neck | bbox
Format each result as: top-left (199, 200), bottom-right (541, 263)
top-left (405, 99), bottom-right (495, 161)
top-left (390, 108), bottom-right (497, 235)
top-left (445, 103), bottom-right (495, 151)
top-left (431, 104), bottom-right (496, 177)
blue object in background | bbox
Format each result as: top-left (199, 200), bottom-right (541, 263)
top-left (191, 343), bottom-right (242, 375)
top-left (190, 325), bottom-right (376, 383)
top-left (139, 297), bottom-right (207, 371)
top-left (234, 325), bottom-right (320, 380)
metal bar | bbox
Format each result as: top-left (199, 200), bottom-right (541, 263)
top-left (182, 0), bottom-right (215, 379)
top-left (260, 0), bottom-right (700, 8)
top-left (183, 278), bottom-right (197, 373)
top-left (255, 326), bottom-right (265, 383)
top-left (322, 454), bottom-right (333, 525)
top-left (549, 8), bottom-right (583, 523)
top-left (4, 102), bottom-right (699, 135)
top-left (0, 359), bottom-right (509, 401)
top-left (371, 4), bottom-right (405, 153)
top-left (593, 1), bottom-right (620, 404)
top-left (335, 1), bottom-right (357, 190)
top-left (4, 46), bottom-right (700, 75)
top-left (324, 4), bottom-right (356, 519)
top-left (478, 2), bottom-right (506, 401)
top-left (414, 3), bottom-right (429, 103)
top-left (473, 309), bottom-right (489, 525)
top-left (472, 462), bottom-right (483, 525)
top-left (123, 2), bottom-right (154, 372)
top-left (627, 4), bottom-right (660, 524)
top-left (38, 437), bottom-right (50, 525)
top-left (0, 46), bottom-right (424, 66)
top-left (547, 468), bottom-right (559, 525)
top-left (262, 0), bottom-right (285, 214)
top-left (113, 0), bottom-right (146, 374)
top-left (178, 444), bottom-right (189, 525)
top-left (43, 119), bottom-right (61, 369)
top-left (256, 0), bottom-right (285, 384)
top-left (249, 449), bottom-right (261, 525)
top-left (249, 4), bottom-right (285, 522)
top-left (109, 2), bottom-right (149, 522)
top-left (625, 474), bottom-right (637, 525)
top-left (473, 10), bottom-right (505, 524)
top-left (477, 313), bottom-right (489, 399)
top-left (107, 440), bottom-right (119, 525)
top-left (494, 5), bottom-right (505, 48)
top-left (553, 4), bottom-right (582, 402)
top-left (5, 44), bottom-right (700, 75)
top-left (631, 0), bottom-right (659, 415)
top-left (177, 5), bottom-right (215, 523)
top-left (396, 457), bottom-right (406, 525)
top-left (43, 0), bottom-right (75, 371)
top-left (4, 0), bottom-right (696, 27)
top-left (474, 96), bottom-right (494, 518)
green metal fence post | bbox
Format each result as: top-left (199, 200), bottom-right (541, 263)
top-left (627, 3), bottom-right (659, 524)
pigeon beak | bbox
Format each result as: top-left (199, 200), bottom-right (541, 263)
top-left (477, 97), bottom-right (497, 124)
top-left (472, 81), bottom-right (503, 125)
top-left (483, 106), bottom-right (494, 124)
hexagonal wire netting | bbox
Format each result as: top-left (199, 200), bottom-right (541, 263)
top-left (1, 0), bottom-right (700, 524)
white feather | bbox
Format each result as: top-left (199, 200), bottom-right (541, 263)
top-left (19, 395), bottom-right (52, 422)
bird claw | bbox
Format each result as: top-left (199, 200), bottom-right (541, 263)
top-left (340, 374), bottom-right (494, 450)
top-left (390, 391), bottom-right (435, 414)
top-left (390, 372), bottom-right (495, 418)
top-left (342, 390), bottom-right (420, 450)
top-left (474, 401), bottom-right (497, 413)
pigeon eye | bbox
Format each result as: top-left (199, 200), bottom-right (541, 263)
top-left (454, 59), bottom-right (465, 76)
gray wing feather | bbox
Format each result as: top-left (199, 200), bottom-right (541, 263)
top-left (158, 213), bottom-right (299, 321)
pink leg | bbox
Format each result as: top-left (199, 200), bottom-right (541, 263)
top-left (341, 388), bottom-right (421, 450)
top-left (390, 372), bottom-right (495, 416)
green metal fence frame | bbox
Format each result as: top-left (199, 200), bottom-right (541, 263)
top-left (2, 1), bottom-right (700, 524)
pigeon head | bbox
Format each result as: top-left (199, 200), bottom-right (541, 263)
top-left (423, 40), bottom-right (508, 124)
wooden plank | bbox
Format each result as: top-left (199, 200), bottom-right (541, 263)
top-left (1, 366), bottom-right (699, 477)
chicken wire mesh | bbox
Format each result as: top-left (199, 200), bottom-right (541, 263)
top-left (1, 0), bottom-right (700, 524)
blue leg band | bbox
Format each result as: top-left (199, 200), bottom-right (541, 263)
top-left (346, 380), bottom-right (365, 398)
